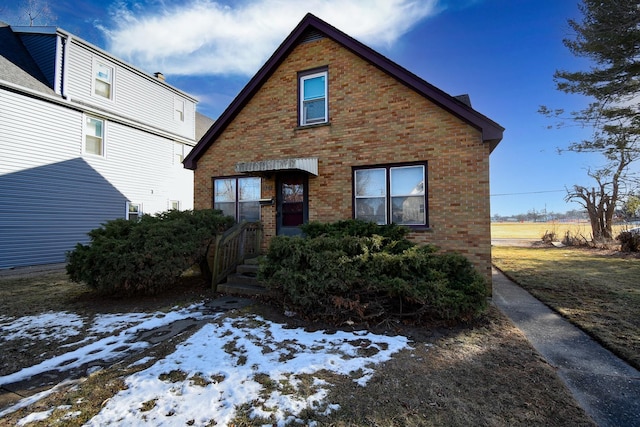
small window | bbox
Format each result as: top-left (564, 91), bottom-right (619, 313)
top-left (174, 98), bottom-right (185, 122)
top-left (170, 200), bottom-right (180, 210)
top-left (85, 116), bottom-right (105, 156)
top-left (354, 163), bottom-right (427, 226)
top-left (213, 177), bottom-right (261, 222)
top-left (127, 202), bottom-right (142, 221)
top-left (174, 142), bottom-right (185, 166)
top-left (300, 70), bottom-right (327, 125)
top-left (94, 61), bottom-right (113, 99)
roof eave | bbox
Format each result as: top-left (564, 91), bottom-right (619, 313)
top-left (184, 13), bottom-right (504, 169)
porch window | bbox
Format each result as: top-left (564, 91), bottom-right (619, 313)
top-left (354, 163), bottom-right (427, 226)
top-left (213, 177), bottom-right (261, 222)
top-left (299, 69), bottom-right (327, 125)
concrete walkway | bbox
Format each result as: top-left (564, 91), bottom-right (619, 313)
top-left (492, 268), bottom-right (640, 427)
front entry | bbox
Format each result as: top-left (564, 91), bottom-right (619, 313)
top-left (276, 173), bottom-right (308, 236)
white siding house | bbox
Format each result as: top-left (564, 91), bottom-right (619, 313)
top-left (0, 22), bottom-right (204, 269)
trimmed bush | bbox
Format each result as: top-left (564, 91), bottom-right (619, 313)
top-left (66, 209), bottom-right (234, 295)
top-left (259, 220), bottom-right (487, 324)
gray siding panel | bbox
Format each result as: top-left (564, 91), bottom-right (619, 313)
top-left (0, 158), bottom-right (127, 269)
top-left (18, 34), bottom-right (57, 89)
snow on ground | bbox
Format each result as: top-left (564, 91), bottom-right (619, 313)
top-left (86, 314), bottom-right (411, 426)
top-left (0, 303), bottom-right (215, 387)
top-left (0, 312), bottom-right (84, 341)
top-left (1, 305), bottom-right (411, 426)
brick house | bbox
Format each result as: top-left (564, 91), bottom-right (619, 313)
top-left (184, 14), bottom-right (503, 284)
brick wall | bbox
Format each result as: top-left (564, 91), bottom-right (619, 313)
top-left (194, 36), bottom-right (493, 285)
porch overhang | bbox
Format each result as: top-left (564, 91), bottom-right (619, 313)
top-left (235, 157), bottom-right (318, 176)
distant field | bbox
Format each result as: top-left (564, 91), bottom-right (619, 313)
top-left (491, 221), bottom-right (629, 239)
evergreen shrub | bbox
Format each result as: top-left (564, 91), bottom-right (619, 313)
top-left (617, 230), bottom-right (640, 252)
top-left (66, 209), bottom-right (234, 295)
top-left (259, 220), bottom-right (487, 323)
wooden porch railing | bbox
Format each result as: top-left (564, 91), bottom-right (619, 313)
top-left (208, 221), bottom-right (263, 289)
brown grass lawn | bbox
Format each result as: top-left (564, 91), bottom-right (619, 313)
top-left (491, 221), bottom-right (631, 240)
top-left (0, 272), bottom-right (594, 426)
top-left (492, 245), bottom-right (640, 371)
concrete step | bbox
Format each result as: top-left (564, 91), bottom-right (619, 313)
top-left (226, 271), bottom-right (260, 286)
top-left (244, 256), bottom-right (262, 265)
top-left (217, 281), bottom-right (270, 296)
top-left (236, 264), bottom-right (259, 275)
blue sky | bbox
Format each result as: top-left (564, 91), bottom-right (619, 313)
top-left (3, 0), bottom-right (613, 216)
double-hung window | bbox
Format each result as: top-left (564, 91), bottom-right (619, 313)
top-left (84, 116), bottom-right (105, 156)
top-left (299, 69), bottom-right (328, 125)
top-left (213, 177), bottom-right (261, 222)
top-left (354, 163), bottom-right (427, 226)
top-left (127, 202), bottom-right (142, 221)
top-left (94, 61), bottom-right (113, 100)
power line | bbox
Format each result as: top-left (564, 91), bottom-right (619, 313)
top-left (490, 190), bottom-right (566, 197)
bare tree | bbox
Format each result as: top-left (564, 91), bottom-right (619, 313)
top-left (17, 0), bottom-right (55, 26)
top-left (541, 0), bottom-right (640, 242)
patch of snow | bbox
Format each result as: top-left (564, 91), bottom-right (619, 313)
top-left (0, 303), bottom-right (215, 387)
top-left (0, 379), bottom-right (79, 418)
top-left (86, 315), bottom-right (410, 426)
top-left (128, 356), bottom-right (155, 367)
top-left (89, 312), bottom-right (157, 334)
top-left (17, 408), bottom-right (54, 426)
top-left (0, 312), bottom-right (83, 341)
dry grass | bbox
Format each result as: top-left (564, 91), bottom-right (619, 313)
top-left (492, 245), bottom-right (640, 370)
top-left (0, 272), bottom-right (595, 426)
top-left (491, 221), bottom-right (630, 240)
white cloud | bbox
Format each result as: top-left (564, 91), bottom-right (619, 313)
top-left (100, 0), bottom-right (440, 76)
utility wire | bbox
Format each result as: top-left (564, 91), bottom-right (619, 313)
top-left (490, 190), bottom-right (566, 197)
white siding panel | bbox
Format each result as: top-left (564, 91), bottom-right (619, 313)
top-left (65, 41), bottom-right (196, 140)
top-left (85, 122), bottom-right (194, 215)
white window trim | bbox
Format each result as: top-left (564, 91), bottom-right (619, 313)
top-left (174, 97), bottom-right (185, 122)
top-left (126, 202), bottom-right (142, 220)
top-left (92, 58), bottom-right (115, 101)
top-left (83, 115), bottom-right (107, 158)
top-left (174, 142), bottom-right (185, 166)
top-left (299, 70), bottom-right (328, 126)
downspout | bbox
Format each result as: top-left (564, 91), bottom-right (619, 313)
top-left (61, 33), bottom-right (71, 101)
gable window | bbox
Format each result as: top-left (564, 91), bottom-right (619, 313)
top-left (213, 176), bottom-right (261, 222)
top-left (354, 163), bottom-right (427, 226)
top-left (126, 202), bottom-right (142, 221)
top-left (94, 61), bottom-right (113, 100)
top-left (174, 98), bottom-right (185, 122)
top-left (84, 116), bottom-right (105, 156)
top-left (299, 69), bottom-right (328, 125)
